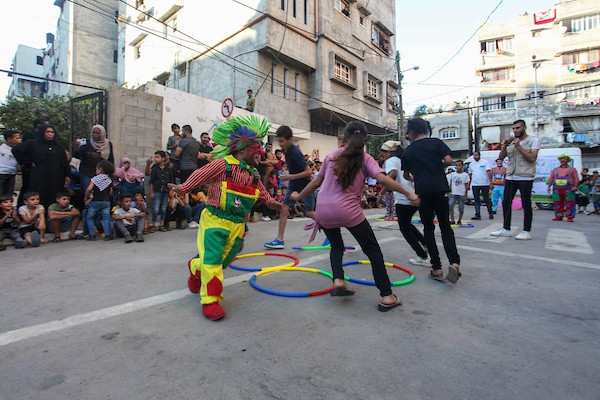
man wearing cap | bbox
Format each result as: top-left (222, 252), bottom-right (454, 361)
top-left (381, 140), bottom-right (401, 221)
top-left (547, 154), bottom-right (579, 222)
top-left (490, 119), bottom-right (539, 240)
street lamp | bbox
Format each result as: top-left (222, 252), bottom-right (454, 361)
top-left (532, 55), bottom-right (541, 138)
top-left (395, 51), bottom-right (419, 143)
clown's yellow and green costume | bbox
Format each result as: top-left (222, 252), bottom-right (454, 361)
top-left (177, 116), bottom-right (279, 320)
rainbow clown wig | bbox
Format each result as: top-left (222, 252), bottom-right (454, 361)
top-left (210, 115), bottom-right (271, 159)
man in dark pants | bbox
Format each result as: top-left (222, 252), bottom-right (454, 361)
top-left (490, 120), bottom-right (539, 240)
top-left (469, 151), bottom-right (494, 220)
top-left (401, 118), bottom-right (461, 283)
top-left (18, 118), bottom-right (48, 206)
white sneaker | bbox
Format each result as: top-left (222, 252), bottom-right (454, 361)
top-left (409, 257), bottom-right (431, 267)
top-left (261, 216), bottom-right (272, 221)
top-left (490, 228), bottom-right (511, 237)
top-left (515, 231), bottom-right (531, 240)
top-left (186, 222), bottom-right (199, 229)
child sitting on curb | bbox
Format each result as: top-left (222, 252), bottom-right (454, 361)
top-left (47, 192), bottom-right (83, 242)
top-left (112, 193), bottom-right (145, 243)
top-left (18, 191), bottom-right (47, 247)
top-left (0, 194), bottom-right (26, 250)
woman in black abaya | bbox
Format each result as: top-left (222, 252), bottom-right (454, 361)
top-left (12, 125), bottom-right (70, 208)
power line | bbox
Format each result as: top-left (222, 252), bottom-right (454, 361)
top-left (0, 69), bottom-right (105, 91)
top-left (419, 0), bottom-right (505, 83)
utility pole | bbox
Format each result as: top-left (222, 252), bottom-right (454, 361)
top-left (396, 51), bottom-right (404, 142)
top-left (532, 55), bottom-right (541, 138)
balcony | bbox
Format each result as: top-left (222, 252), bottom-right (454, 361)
top-left (559, 98), bottom-right (600, 118)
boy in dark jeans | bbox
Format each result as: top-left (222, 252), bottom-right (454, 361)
top-left (112, 193), bottom-right (145, 243)
top-left (47, 192), bottom-right (83, 242)
top-left (149, 151), bottom-right (175, 231)
top-left (0, 194), bottom-right (26, 250)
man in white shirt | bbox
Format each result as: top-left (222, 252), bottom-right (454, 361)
top-left (0, 130), bottom-right (21, 196)
top-left (469, 151), bottom-right (493, 220)
top-left (447, 160), bottom-right (470, 224)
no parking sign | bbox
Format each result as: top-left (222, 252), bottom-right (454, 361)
top-left (221, 98), bottom-right (234, 118)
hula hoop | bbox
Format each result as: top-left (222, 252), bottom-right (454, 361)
top-left (375, 217), bottom-right (398, 222)
top-left (452, 223), bottom-right (474, 228)
top-left (229, 252), bottom-right (299, 272)
top-left (249, 266), bottom-right (335, 297)
top-left (341, 260), bottom-right (415, 286)
top-left (292, 245), bottom-right (356, 251)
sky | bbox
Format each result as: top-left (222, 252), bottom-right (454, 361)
top-left (0, 0), bottom-right (558, 113)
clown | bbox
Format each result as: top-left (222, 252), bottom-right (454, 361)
top-left (169, 115), bottom-right (282, 321)
top-left (547, 153), bottom-right (579, 222)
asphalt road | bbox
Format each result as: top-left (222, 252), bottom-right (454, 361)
top-left (1, 207), bottom-right (599, 400)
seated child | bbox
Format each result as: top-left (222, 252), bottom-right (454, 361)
top-left (593, 185), bottom-right (600, 215)
top-left (18, 191), bottom-right (47, 247)
top-left (132, 191), bottom-right (150, 233)
top-left (258, 186), bottom-right (277, 221)
top-left (188, 184), bottom-right (208, 224)
top-left (0, 194), bottom-right (26, 250)
top-left (111, 193), bottom-right (145, 243)
top-left (267, 170), bottom-right (279, 189)
top-left (47, 191), bottom-right (83, 242)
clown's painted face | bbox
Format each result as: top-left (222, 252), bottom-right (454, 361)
top-left (244, 143), bottom-right (263, 166)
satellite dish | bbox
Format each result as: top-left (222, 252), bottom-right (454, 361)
top-left (556, 92), bottom-right (567, 102)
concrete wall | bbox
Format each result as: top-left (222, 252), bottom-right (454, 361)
top-left (425, 108), bottom-right (471, 158)
top-left (9, 45), bottom-right (45, 97)
top-left (108, 86), bottom-right (163, 170)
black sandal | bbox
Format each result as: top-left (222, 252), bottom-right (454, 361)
top-left (330, 286), bottom-right (356, 297)
top-left (430, 269), bottom-right (445, 282)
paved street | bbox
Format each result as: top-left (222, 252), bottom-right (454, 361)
top-left (1, 207), bottom-right (599, 400)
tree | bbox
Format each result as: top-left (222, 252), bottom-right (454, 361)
top-left (413, 104), bottom-right (429, 117)
top-left (0, 95), bottom-right (71, 143)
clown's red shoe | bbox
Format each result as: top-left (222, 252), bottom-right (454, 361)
top-left (202, 302), bottom-right (226, 321)
top-left (187, 259), bottom-right (201, 294)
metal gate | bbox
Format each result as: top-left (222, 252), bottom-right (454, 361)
top-left (69, 91), bottom-right (107, 150)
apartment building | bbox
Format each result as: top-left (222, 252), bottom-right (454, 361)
top-left (475, 0), bottom-right (600, 166)
top-left (118, 0), bottom-right (399, 147)
top-left (8, 45), bottom-right (45, 98)
top-left (43, 0), bottom-right (119, 96)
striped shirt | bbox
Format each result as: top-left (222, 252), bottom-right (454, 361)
top-left (179, 158), bottom-right (276, 208)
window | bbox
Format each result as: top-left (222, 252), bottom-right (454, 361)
top-left (304, 0), bottom-right (308, 24)
top-left (334, 0), bottom-right (350, 18)
top-left (371, 24), bottom-right (391, 54)
top-left (440, 128), bottom-right (459, 140)
top-left (481, 67), bottom-right (514, 82)
top-left (562, 48), bottom-right (600, 65)
top-left (480, 37), bottom-right (513, 54)
top-left (481, 95), bottom-right (516, 111)
top-left (283, 68), bottom-right (289, 98)
top-left (295, 73), bottom-right (300, 102)
top-left (532, 30), bottom-right (542, 38)
top-left (178, 63), bottom-right (187, 77)
top-left (364, 73), bottom-right (381, 101)
top-left (359, 14), bottom-right (366, 28)
top-left (293, 0), bottom-right (297, 18)
top-left (562, 83), bottom-right (600, 99)
top-left (281, 0), bottom-right (285, 10)
top-left (570, 14), bottom-right (599, 33)
top-left (36, 56), bottom-right (43, 66)
top-left (334, 59), bottom-right (352, 84)
top-left (113, 50), bottom-right (118, 63)
top-left (271, 64), bottom-right (276, 93)
top-left (386, 81), bottom-right (399, 112)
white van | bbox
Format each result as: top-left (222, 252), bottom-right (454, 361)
top-left (464, 147), bottom-right (583, 210)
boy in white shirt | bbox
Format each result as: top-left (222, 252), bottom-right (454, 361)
top-left (112, 193), bottom-right (145, 243)
top-left (18, 191), bottom-right (47, 246)
top-left (469, 151), bottom-right (493, 220)
top-left (447, 160), bottom-right (470, 225)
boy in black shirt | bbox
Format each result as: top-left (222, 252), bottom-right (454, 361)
top-left (401, 118), bottom-right (461, 283)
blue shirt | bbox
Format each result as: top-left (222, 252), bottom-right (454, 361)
top-left (284, 144), bottom-right (310, 191)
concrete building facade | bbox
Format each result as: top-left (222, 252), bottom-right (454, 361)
top-left (118, 0), bottom-right (399, 145)
top-left (424, 102), bottom-right (473, 160)
top-left (43, 0), bottom-right (119, 96)
top-left (8, 45), bottom-right (45, 98)
top-left (475, 0), bottom-right (600, 167)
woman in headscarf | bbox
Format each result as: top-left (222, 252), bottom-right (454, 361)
top-left (114, 156), bottom-right (144, 195)
top-left (12, 125), bottom-right (70, 208)
top-left (74, 124), bottom-right (114, 192)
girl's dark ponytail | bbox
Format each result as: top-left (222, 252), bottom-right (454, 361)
top-left (334, 121), bottom-right (368, 189)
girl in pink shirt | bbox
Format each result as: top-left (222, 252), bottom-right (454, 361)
top-left (291, 121), bottom-right (418, 312)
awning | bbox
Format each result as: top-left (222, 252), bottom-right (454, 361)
top-left (481, 126), bottom-right (501, 143)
